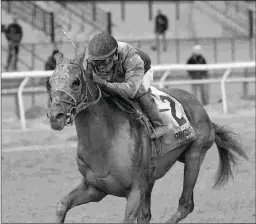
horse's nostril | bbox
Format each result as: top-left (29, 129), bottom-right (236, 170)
top-left (55, 113), bottom-right (64, 120)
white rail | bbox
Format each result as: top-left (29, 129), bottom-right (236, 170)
top-left (2, 61), bottom-right (255, 130)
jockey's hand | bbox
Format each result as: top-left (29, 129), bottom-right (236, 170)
top-left (93, 74), bottom-right (107, 86)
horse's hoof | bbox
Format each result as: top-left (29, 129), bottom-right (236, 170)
top-left (165, 211), bottom-right (182, 224)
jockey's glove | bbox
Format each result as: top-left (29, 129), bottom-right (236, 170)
top-left (93, 75), bottom-right (136, 98)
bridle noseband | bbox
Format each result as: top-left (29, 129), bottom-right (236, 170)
top-left (48, 63), bottom-right (102, 126)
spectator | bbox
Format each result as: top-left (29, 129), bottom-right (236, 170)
top-left (4, 17), bottom-right (23, 71)
top-left (152, 9), bottom-right (168, 52)
top-left (186, 45), bottom-right (209, 105)
top-left (45, 49), bottom-right (61, 71)
top-left (1, 24), bottom-right (6, 33)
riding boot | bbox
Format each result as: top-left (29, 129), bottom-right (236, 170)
top-left (137, 91), bottom-right (171, 139)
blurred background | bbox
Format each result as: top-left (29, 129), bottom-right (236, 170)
top-left (1, 0), bottom-right (256, 127)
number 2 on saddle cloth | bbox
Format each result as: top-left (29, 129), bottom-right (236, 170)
top-left (159, 95), bottom-right (187, 127)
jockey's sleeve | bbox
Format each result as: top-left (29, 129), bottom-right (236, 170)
top-left (104, 51), bottom-right (145, 98)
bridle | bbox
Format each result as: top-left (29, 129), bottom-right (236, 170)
top-left (48, 63), bottom-right (102, 126)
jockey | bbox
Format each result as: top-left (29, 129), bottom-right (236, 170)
top-left (86, 32), bottom-right (171, 139)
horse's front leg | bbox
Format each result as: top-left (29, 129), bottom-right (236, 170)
top-left (123, 181), bottom-right (145, 223)
top-left (55, 178), bottom-right (107, 223)
top-left (137, 183), bottom-right (154, 224)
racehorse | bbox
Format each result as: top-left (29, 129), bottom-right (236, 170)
top-left (46, 51), bottom-right (248, 223)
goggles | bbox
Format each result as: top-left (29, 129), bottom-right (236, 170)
top-left (88, 54), bottom-right (115, 67)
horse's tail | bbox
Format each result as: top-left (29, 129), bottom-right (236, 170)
top-left (212, 122), bottom-right (249, 188)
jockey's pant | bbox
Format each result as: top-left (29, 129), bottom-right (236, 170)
top-left (134, 68), bottom-right (154, 99)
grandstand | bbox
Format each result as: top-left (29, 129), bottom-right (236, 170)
top-left (2, 1), bottom-right (255, 69)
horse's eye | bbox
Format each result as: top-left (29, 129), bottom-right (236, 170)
top-left (71, 78), bottom-right (81, 91)
top-left (46, 78), bottom-right (51, 93)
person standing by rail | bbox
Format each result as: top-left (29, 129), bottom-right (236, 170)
top-left (151, 9), bottom-right (168, 52)
top-left (4, 17), bottom-right (23, 71)
top-left (186, 45), bottom-right (209, 106)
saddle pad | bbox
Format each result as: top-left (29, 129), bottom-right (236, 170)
top-left (150, 86), bottom-right (197, 153)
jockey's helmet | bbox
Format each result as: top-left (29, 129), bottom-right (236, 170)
top-left (88, 32), bottom-right (118, 61)
top-left (87, 32), bottom-right (118, 75)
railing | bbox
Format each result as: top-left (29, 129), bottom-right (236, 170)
top-left (1, 46), bottom-right (32, 71)
top-left (2, 1), bottom-right (55, 42)
top-left (244, 1), bottom-right (256, 12)
top-left (205, 1), bottom-right (255, 37)
top-left (219, 1), bottom-right (256, 32)
top-left (195, 1), bottom-right (249, 36)
top-left (2, 37), bottom-right (255, 69)
top-left (55, 1), bottom-right (107, 32)
top-left (227, 1), bottom-right (256, 13)
top-left (119, 36), bottom-right (256, 64)
top-left (1, 43), bottom-right (47, 72)
top-left (208, 1), bottom-right (249, 24)
top-left (2, 61), bottom-right (255, 130)
top-left (207, 1), bottom-right (256, 37)
top-left (21, 44), bottom-right (46, 69)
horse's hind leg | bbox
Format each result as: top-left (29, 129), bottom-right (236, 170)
top-left (167, 138), bottom-right (210, 224)
top-left (55, 178), bottom-right (106, 223)
top-left (137, 183), bottom-right (154, 224)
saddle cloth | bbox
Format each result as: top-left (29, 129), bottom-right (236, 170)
top-left (101, 86), bottom-right (197, 155)
top-left (150, 86), bottom-right (197, 154)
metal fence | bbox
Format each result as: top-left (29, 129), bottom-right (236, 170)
top-left (2, 61), bottom-right (255, 130)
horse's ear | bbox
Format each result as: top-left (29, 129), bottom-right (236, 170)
top-left (86, 62), bottom-right (94, 79)
top-left (76, 51), bottom-right (86, 65)
top-left (55, 52), bottom-right (63, 64)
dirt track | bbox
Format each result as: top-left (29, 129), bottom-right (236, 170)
top-left (2, 110), bottom-right (255, 223)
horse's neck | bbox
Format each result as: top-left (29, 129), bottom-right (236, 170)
top-left (74, 86), bottom-right (119, 154)
top-left (73, 82), bottom-right (147, 175)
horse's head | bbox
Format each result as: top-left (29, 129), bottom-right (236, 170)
top-left (46, 51), bottom-right (97, 130)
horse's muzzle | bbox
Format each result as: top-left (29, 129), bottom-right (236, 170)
top-left (49, 111), bottom-right (66, 131)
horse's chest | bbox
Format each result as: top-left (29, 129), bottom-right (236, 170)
top-left (76, 152), bottom-right (109, 177)
top-left (76, 153), bottom-right (127, 196)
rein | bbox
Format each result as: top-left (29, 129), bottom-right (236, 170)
top-left (49, 63), bottom-right (102, 126)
